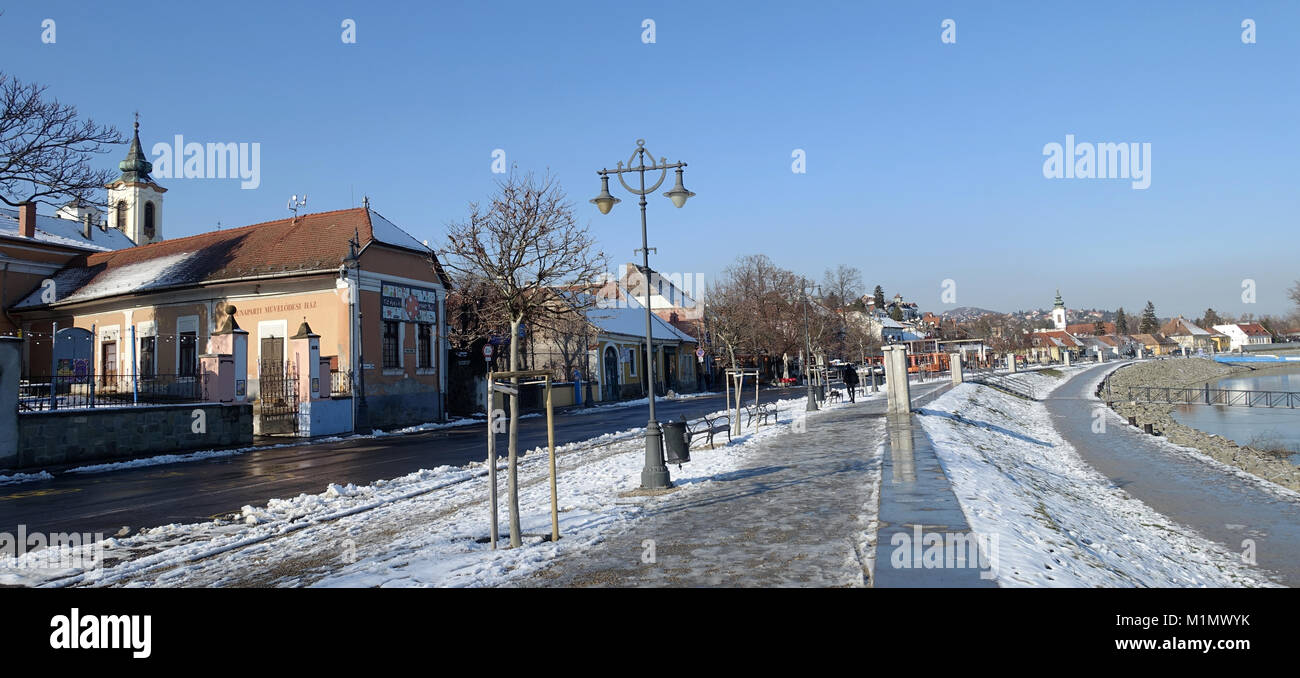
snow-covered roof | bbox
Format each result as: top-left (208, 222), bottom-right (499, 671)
top-left (1160, 317), bottom-right (1209, 336)
top-left (13, 207), bottom-right (448, 310)
top-left (0, 207), bottom-right (136, 252)
top-left (366, 209), bottom-right (430, 253)
top-left (585, 294), bottom-right (696, 343)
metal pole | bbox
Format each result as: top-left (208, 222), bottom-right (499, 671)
top-left (486, 372), bottom-right (497, 550)
top-left (546, 376), bottom-right (558, 542)
top-left (803, 279), bottom-right (817, 412)
top-left (131, 325), bottom-right (138, 405)
top-left (638, 150), bottom-right (670, 490)
top-left (49, 321), bottom-right (58, 410)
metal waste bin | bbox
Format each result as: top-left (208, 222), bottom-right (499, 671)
top-left (663, 418), bottom-right (690, 465)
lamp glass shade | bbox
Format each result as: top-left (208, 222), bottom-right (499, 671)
top-left (663, 168), bottom-right (694, 208)
top-left (590, 175), bottom-right (620, 214)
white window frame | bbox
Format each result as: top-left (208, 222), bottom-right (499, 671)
top-left (257, 320), bottom-right (289, 364)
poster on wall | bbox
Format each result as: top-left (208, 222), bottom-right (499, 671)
top-left (381, 283), bottom-right (438, 324)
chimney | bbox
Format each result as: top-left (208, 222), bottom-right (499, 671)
top-left (83, 213), bottom-right (92, 240)
top-left (18, 202), bottom-right (36, 238)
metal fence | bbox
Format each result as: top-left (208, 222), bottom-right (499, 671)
top-left (1121, 385), bottom-right (1300, 409)
top-left (330, 369), bottom-right (352, 396)
top-left (18, 373), bottom-right (205, 411)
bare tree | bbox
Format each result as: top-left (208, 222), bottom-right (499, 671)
top-left (821, 264), bottom-right (863, 310)
top-left (1, 73), bottom-right (123, 208)
top-left (439, 171), bottom-right (606, 548)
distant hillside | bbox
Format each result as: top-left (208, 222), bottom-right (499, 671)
top-left (940, 306), bottom-right (1001, 321)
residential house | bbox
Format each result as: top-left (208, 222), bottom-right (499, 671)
top-left (1130, 333), bottom-right (1179, 356)
top-left (1159, 316), bottom-right (1214, 353)
top-left (1212, 323), bottom-right (1274, 351)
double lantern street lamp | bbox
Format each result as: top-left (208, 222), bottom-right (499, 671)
top-left (802, 279), bottom-right (819, 412)
top-left (590, 139), bottom-right (695, 490)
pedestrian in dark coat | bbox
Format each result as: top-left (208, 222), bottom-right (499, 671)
top-left (842, 365), bottom-right (860, 402)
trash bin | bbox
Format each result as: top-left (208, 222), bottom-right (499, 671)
top-left (663, 417), bottom-right (690, 465)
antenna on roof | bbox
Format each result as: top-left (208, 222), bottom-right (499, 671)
top-left (362, 195), bottom-right (370, 209)
top-left (287, 194), bottom-right (307, 220)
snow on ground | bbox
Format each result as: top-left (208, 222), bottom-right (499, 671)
top-left (917, 367), bottom-right (1273, 587)
top-left (0, 470), bottom-right (54, 485)
top-left (562, 390), bottom-right (718, 416)
top-left (5, 395), bottom-right (825, 588)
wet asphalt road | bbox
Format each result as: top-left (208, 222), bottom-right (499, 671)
top-left (2, 390), bottom-right (798, 539)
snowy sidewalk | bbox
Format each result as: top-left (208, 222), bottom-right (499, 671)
top-left (522, 397), bottom-right (897, 587)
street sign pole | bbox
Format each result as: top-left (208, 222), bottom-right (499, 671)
top-left (486, 371), bottom-right (497, 550)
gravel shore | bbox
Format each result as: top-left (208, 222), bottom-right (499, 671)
top-left (1102, 358), bottom-right (1300, 493)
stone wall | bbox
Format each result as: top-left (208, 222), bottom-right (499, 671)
top-left (15, 403), bottom-right (252, 469)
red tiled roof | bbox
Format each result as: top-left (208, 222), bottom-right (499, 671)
top-left (14, 207), bottom-right (449, 309)
top-left (1066, 322), bottom-right (1115, 335)
top-left (1238, 323), bottom-right (1272, 337)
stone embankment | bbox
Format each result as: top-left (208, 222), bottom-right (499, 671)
top-left (1103, 358), bottom-right (1300, 492)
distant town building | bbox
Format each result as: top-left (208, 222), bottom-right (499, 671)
top-left (1158, 316), bottom-right (1213, 353)
top-left (1212, 323), bottom-right (1273, 351)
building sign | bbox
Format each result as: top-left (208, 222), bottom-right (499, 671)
top-left (381, 283), bottom-right (438, 323)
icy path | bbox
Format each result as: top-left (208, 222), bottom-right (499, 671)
top-left (1047, 362), bottom-right (1300, 586)
top-left (917, 369), bottom-right (1275, 587)
top-left (522, 400), bottom-right (891, 587)
top-left (5, 395), bottom-right (839, 587)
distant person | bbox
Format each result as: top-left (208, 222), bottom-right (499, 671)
top-left (842, 365), bottom-right (860, 402)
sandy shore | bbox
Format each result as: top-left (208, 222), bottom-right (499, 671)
top-left (1102, 358), bottom-right (1300, 493)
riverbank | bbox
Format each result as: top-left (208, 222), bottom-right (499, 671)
top-left (1103, 358), bottom-right (1300, 492)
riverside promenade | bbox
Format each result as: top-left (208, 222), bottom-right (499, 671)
top-left (524, 380), bottom-right (987, 587)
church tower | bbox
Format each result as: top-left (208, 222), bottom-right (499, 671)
top-left (105, 117), bottom-right (166, 246)
top-left (1052, 290), bottom-right (1067, 331)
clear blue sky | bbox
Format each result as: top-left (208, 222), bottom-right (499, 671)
top-left (3, 1), bottom-right (1297, 317)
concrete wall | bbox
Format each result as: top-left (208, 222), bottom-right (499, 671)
top-left (298, 397), bottom-right (354, 437)
top-left (15, 403), bottom-right (252, 469)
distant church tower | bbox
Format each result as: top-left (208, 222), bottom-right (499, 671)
top-left (1052, 290), bottom-right (1067, 331)
top-left (105, 117), bottom-right (166, 246)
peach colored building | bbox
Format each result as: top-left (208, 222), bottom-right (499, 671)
top-left (11, 207), bottom-right (450, 434)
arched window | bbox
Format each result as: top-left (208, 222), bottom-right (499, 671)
top-left (115, 201), bottom-right (127, 231)
top-left (143, 201), bottom-right (156, 239)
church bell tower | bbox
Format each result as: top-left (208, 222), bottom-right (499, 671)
top-left (105, 116), bottom-right (166, 246)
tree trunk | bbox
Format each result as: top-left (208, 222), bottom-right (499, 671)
top-left (507, 317), bottom-right (522, 548)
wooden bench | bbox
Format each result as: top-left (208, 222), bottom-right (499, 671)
top-left (687, 412), bottom-right (731, 449)
top-left (743, 402), bottom-right (777, 427)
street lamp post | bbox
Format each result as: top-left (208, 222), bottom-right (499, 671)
top-left (591, 139), bottom-right (694, 490)
top-left (802, 278), bottom-right (818, 412)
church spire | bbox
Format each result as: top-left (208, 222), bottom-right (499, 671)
top-left (1053, 289), bottom-right (1064, 309)
top-left (114, 114), bottom-right (155, 185)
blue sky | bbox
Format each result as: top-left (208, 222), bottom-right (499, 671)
top-left (3, 1), bottom-right (1297, 317)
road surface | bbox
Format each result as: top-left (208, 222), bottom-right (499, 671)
top-left (2, 390), bottom-right (796, 539)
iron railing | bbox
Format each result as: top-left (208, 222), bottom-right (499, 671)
top-left (1120, 385), bottom-right (1300, 409)
top-left (18, 373), bottom-right (206, 411)
top-left (330, 369), bottom-right (352, 396)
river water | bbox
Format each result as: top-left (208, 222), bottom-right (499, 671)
top-left (1171, 365), bottom-right (1300, 464)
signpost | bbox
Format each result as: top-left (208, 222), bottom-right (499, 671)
top-left (483, 369), bottom-right (559, 549)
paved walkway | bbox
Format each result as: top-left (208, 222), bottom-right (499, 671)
top-left (875, 412), bottom-right (997, 587)
top-left (525, 381), bottom-right (955, 587)
top-left (1047, 363), bottom-right (1300, 586)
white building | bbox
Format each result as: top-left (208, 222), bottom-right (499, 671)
top-left (1212, 323), bottom-right (1273, 351)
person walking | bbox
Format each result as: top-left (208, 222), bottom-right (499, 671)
top-left (842, 364), bottom-right (860, 403)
